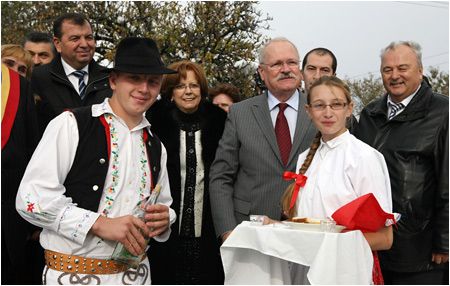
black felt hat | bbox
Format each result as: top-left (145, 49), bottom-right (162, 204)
top-left (105, 37), bottom-right (176, 75)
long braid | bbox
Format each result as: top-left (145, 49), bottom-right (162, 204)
top-left (281, 131), bottom-right (322, 219)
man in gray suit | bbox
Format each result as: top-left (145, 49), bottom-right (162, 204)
top-left (209, 37), bottom-right (317, 242)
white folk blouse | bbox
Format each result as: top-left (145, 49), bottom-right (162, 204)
top-left (294, 130), bottom-right (393, 219)
top-left (16, 98), bottom-right (176, 284)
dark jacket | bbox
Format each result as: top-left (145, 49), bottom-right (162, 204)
top-left (355, 80), bottom-right (449, 272)
top-left (2, 72), bottom-right (39, 269)
top-left (146, 99), bottom-right (227, 284)
top-left (31, 54), bottom-right (112, 136)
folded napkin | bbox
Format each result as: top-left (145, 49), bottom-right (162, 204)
top-left (331, 193), bottom-right (398, 233)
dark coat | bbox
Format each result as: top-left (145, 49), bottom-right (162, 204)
top-left (355, 80), bottom-right (449, 272)
top-left (1, 73), bottom-right (39, 269)
top-left (31, 54), bottom-right (112, 136)
top-left (146, 99), bottom-right (227, 284)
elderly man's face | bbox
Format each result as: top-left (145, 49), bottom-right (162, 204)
top-left (258, 41), bottom-right (301, 101)
top-left (381, 45), bottom-right (423, 103)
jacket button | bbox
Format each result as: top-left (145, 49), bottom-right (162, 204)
top-left (99, 158), bottom-right (106, 164)
top-left (93, 185), bottom-right (99, 191)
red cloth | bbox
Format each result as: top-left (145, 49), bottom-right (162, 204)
top-left (331, 193), bottom-right (395, 233)
top-left (1, 66), bottom-right (20, 150)
top-left (372, 251), bottom-right (384, 285)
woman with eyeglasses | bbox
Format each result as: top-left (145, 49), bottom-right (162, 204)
top-left (145, 60), bottom-right (226, 285)
top-left (264, 76), bottom-right (395, 284)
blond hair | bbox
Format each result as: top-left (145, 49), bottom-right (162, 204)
top-left (1, 44), bottom-right (33, 79)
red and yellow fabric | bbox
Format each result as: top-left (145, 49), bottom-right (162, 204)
top-left (1, 64), bottom-right (21, 150)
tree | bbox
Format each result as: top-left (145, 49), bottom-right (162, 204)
top-left (1, 1), bottom-right (272, 99)
top-left (426, 66), bottom-right (449, 96)
top-left (344, 74), bottom-right (385, 116)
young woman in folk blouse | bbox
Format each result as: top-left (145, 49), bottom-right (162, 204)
top-left (267, 76), bottom-right (393, 284)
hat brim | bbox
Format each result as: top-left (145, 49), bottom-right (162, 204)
top-left (102, 65), bottom-right (177, 75)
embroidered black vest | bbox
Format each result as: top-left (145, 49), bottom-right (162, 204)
top-left (64, 107), bottom-right (161, 212)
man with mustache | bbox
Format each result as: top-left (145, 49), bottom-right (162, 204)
top-left (210, 37), bottom-right (317, 243)
top-left (356, 41), bottom-right (448, 284)
top-left (31, 13), bottom-right (112, 136)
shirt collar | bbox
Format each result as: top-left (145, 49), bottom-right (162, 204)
top-left (92, 98), bottom-right (152, 132)
top-left (267, 89), bottom-right (299, 112)
top-left (61, 58), bottom-right (89, 77)
top-left (318, 130), bottom-right (350, 159)
top-left (387, 84), bottom-right (421, 108)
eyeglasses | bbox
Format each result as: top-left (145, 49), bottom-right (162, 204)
top-left (173, 83), bottom-right (200, 92)
top-left (261, 60), bottom-right (300, 71)
top-left (309, 102), bottom-right (349, 111)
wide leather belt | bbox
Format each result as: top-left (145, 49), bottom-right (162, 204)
top-left (44, 250), bottom-right (146, 275)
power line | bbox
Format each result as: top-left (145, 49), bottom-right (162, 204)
top-left (347, 51), bottom-right (449, 79)
top-left (423, 52), bottom-right (449, 60)
top-left (430, 1), bottom-right (449, 6)
top-left (395, 1), bottom-right (449, 9)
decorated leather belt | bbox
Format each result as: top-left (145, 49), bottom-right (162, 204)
top-left (44, 250), bottom-right (147, 275)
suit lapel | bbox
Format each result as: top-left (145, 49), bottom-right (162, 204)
top-left (250, 92), bottom-right (285, 167)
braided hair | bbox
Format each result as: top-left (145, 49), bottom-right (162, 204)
top-left (280, 75), bottom-right (353, 219)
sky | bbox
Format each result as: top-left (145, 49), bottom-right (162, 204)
top-left (257, 1), bottom-right (449, 80)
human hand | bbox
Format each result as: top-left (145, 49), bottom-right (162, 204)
top-left (90, 215), bottom-right (149, 256)
top-left (222, 231), bottom-right (232, 243)
top-left (432, 252), bottom-right (449, 264)
top-left (263, 216), bottom-right (280, 225)
top-left (143, 204), bottom-right (170, 238)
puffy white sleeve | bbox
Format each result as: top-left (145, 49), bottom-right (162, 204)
top-left (16, 111), bottom-right (100, 245)
top-left (347, 145), bottom-right (393, 214)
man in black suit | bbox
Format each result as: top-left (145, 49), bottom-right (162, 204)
top-left (1, 65), bottom-right (40, 284)
top-left (32, 13), bottom-right (112, 135)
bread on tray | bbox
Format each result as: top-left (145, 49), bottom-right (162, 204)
top-left (292, 216), bottom-right (322, 224)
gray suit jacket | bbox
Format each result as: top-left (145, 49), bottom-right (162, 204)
top-left (209, 90), bottom-right (317, 238)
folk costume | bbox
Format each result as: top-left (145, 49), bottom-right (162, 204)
top-left (16, 98), bottom-right (176, 284)
top-left (290, 131), bottom-right (394, 285)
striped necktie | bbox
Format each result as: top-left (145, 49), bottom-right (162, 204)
top-left (73, 70), bottom-right (87, 100)
top-left (275, 103), bottom-right (292, 166)
top-left (388, 102), bottom-right (405, 120)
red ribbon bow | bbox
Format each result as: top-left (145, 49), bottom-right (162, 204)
top-left (283, 172), bottom-right (308, 209)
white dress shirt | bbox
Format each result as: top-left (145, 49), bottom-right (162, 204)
top-left (295, 130), bottom-right (393, 218)
top-left (16, 98), bottom-right (176, 284)
top-left (387, 84), bottom-right (421, 119)
top-left (268, 90), bottom-right (299, 142)
top-left (61, 58), bottom-right (89, 95)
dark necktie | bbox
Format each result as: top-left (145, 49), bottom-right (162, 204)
top-left (275, 103), bottom-right (292, 166)
top-left (388, 102), bottom-right (405, 120)
top-left (73, 70), bottom-right (87, 100)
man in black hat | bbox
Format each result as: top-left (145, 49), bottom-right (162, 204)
top-left (16, 37), bottom-right (177, 285)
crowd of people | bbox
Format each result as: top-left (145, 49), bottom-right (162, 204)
top-left (1, 12), bottom-right (448, 285)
